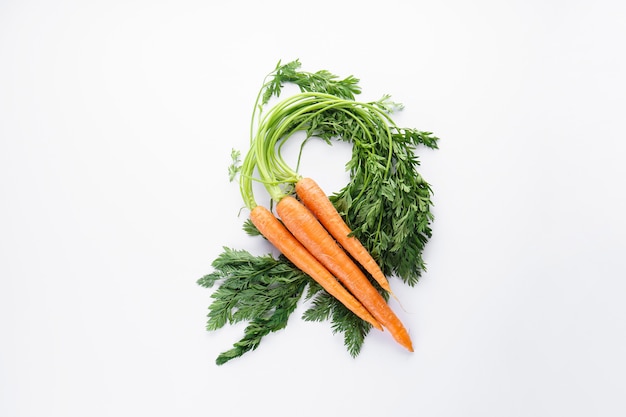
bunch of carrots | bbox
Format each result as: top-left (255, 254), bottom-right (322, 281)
top-left (238, 92), bottom-right (414, 352)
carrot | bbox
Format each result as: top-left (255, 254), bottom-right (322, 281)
top-left (275, 195), bottom-right (414, 352)
top-left (249, 205), bottom-right (383, 331)
top-left (295, 177), bottom-right (392, 293)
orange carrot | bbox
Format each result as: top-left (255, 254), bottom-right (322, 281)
top-left (275, 196), bottom-right (413, 352)
top-left (295, 177), bottom-right (392, 293)
top-left (249, 205), bottom-right (382, 331)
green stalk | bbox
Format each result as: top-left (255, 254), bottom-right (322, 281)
top-left (255, 93), bottom-right (392, 185)
top-left (242, 89), bottom-right (400, 215)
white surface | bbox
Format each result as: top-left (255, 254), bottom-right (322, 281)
top-left (2, 0), bottom-right (625, 416)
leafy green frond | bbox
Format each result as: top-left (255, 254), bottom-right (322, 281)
top-left (329, 302), bottom-right (371, 358)
top-left (242, 218), bottom-right (261, 236)
top-left (199, 248), bottom-right (309, 364)
top-left (228, 148), bottom-right (241, 181)
top-left (302, 291), bottom-right (334, 322)
top-left (261, 59), bottom-right (361, 106)
top-left (302, 288), bottom-right (372, 357)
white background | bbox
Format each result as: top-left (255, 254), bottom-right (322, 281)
top-left (1, 0), bottom-right (625, 416)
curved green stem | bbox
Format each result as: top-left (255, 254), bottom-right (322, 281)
top-left (239, 146), bottom-right (258, 209)
top-left (241, 91), bottom-right (401, 212)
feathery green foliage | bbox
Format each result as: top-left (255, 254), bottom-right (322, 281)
top-left (198, 248), bottom-right (308, 365)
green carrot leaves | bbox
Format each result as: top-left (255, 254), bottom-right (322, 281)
top-left (198, 248), bottom-right (308, 364)
top-left (260, 59), bottom-right (361, 106)
top-left (199, 247), bottom-right (373, 364)
top-left (228, 148), bottom-right (241, 182)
